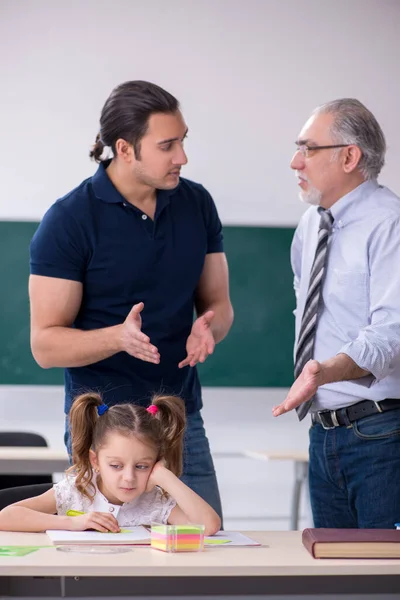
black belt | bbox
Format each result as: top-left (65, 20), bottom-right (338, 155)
top-left (311, 398), bottom-right (400, 430)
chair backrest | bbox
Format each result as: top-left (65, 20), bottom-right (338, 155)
top-left (0, 482), bottom-right (53, 511)
top-left (0, 432), bottom-right (48, 447)
top-left (0, 431), bottom-right (53, 490)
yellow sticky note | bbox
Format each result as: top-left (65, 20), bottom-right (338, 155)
top-left (66, 510), bottom-right (84, 517)
top-left (66, 509), bottom-right (125, 533)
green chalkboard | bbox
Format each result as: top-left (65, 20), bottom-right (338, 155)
top-left (0, 222), bottom-right (295, 386)
top-left (199, 226), bottom-right (295, 387)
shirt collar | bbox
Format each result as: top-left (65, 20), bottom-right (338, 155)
top-left (91, 160), bottom-right (178, 209)
top-left (329, 179), bottom-right (379, 227)
top-left (91, 476), bottom-right (123, 516)
top-left (91, 475), bottom-right (142, 515)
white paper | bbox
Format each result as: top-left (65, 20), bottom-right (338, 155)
top-left (46, 525), bottom-right (151, 545)
top-left (205, 531), bottom-right (261, 546)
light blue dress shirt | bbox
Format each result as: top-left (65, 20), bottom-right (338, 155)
top-left (291, 180), bottom-right (400, 411)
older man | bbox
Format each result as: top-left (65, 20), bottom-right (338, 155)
top-left (273, 99), bottom-right (400, 528)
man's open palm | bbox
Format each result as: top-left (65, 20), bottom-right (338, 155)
top-left (178, 311), bottom-right (215, 368)
top-left (272, 360), bottom-right (321, 416)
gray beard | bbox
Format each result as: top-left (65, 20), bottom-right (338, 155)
top-left (299, 186), bottom-right (322, 206)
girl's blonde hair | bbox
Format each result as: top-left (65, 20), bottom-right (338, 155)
top-left (67, 393), bottom-right (185, 500)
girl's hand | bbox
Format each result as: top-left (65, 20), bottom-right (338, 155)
top-left (146, 460), bottom-right (167, 492)
top-left (68, 512), bottom-right (120, 533)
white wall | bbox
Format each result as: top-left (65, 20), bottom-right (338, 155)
top-left (0, 0), bottom-right (399, 225)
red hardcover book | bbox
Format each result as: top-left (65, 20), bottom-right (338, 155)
top-left (302, 528), bottom-right (400, 559)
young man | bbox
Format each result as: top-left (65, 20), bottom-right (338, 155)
top-left (29, 81), bottom-right (234, 519)
top-left (273, 98), bottom-right (400, 528)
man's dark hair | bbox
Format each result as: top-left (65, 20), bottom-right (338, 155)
top-left (89, 81), bottom-right (180, 162)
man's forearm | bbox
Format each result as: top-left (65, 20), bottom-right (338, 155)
top-left (31, 325), bottom-right (124, 369)
top-left (318, 353), bottom-right (370, 386)
top-left (272, 353), bottom-right (372, 418)
top-left (206, 301), bottom-right (234, 344)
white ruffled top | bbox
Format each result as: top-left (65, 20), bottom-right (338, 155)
top-left (54, 474), bottom-right (176, 526)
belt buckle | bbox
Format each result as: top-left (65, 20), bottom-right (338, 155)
top-left (319, 410), bottom-right (339, 430)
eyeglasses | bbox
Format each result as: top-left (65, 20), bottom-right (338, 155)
top-left (295, 143), bottom-right (349, 158)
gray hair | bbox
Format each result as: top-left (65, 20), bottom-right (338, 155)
top-left (313, 98), bottom-right (386, 180)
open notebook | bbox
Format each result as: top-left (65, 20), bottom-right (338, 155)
top-left (46, 527), bottom-right (260, 547)
top-left (46, 526), bottom-right (151, 545)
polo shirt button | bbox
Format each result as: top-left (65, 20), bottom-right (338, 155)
top-left (109, 506), bottom-right (115, 513)
top-left (142, 214), bottom-right (147, 220)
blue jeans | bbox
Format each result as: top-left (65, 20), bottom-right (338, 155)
top-left (309, 408), bottom-right (400, 528)
top-left (64, 410), bottom-right (223, 521)
top-left (181, 411), bottom-right (223, 522)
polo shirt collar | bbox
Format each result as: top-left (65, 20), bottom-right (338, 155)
top-left (91, 160), bottom-right (178, 208)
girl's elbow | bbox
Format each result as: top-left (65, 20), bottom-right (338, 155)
top-left (0, 508), bottom-right (13, 531)
top-left (204, 514), bottom-right (221, 536)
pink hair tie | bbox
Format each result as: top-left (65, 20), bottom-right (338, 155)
top-left (146, 405), bottom-right (158, 415)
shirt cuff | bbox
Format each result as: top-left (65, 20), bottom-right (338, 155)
top-left (339, 341), bottom-right (378, 387)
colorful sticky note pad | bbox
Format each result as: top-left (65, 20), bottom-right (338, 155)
top-left (151, 523), bottom-right (205, 552)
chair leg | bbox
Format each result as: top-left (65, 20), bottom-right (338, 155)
top-left (290, 460), bottom-right (308, 530)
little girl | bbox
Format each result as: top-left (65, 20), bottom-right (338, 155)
top-left (0, 393), bottom-right (221, 535)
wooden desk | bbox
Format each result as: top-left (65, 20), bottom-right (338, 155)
top-left (0, 531), bottom-right (399, 598)
top-left (244, 451), bottom-right (309, 530)
top-left (0, 447), bottom-right (69, 474)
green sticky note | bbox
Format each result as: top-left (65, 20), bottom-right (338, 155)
top-left (151, 524), bottom-right (204, 535)
top-left (205, 538), bottom-right (231, 545)
top-left (0, 546), bottom-right (45, 557)
top-left (174, 525), bottom-right (204, 534)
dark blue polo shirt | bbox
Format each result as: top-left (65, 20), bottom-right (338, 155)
top-left (30, 161), bottom-right (224, 415)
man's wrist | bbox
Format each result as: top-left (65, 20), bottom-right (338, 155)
top-left (318, 354), bottom-right (369, 386)
top-left (108, 323), bottom-right (125, 353)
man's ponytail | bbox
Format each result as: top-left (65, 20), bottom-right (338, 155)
top-left (89, 133), bottom-right (105, 162)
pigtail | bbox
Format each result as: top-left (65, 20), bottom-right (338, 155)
top-left (89, 133), bottom-right (105, 163)
top-left (151, 395), bottom-right (186, 477)
top-left (68, 392), bottom-right (103, 499)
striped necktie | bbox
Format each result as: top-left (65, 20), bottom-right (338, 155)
top-left (295, 208), bottom-right (334, 421)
